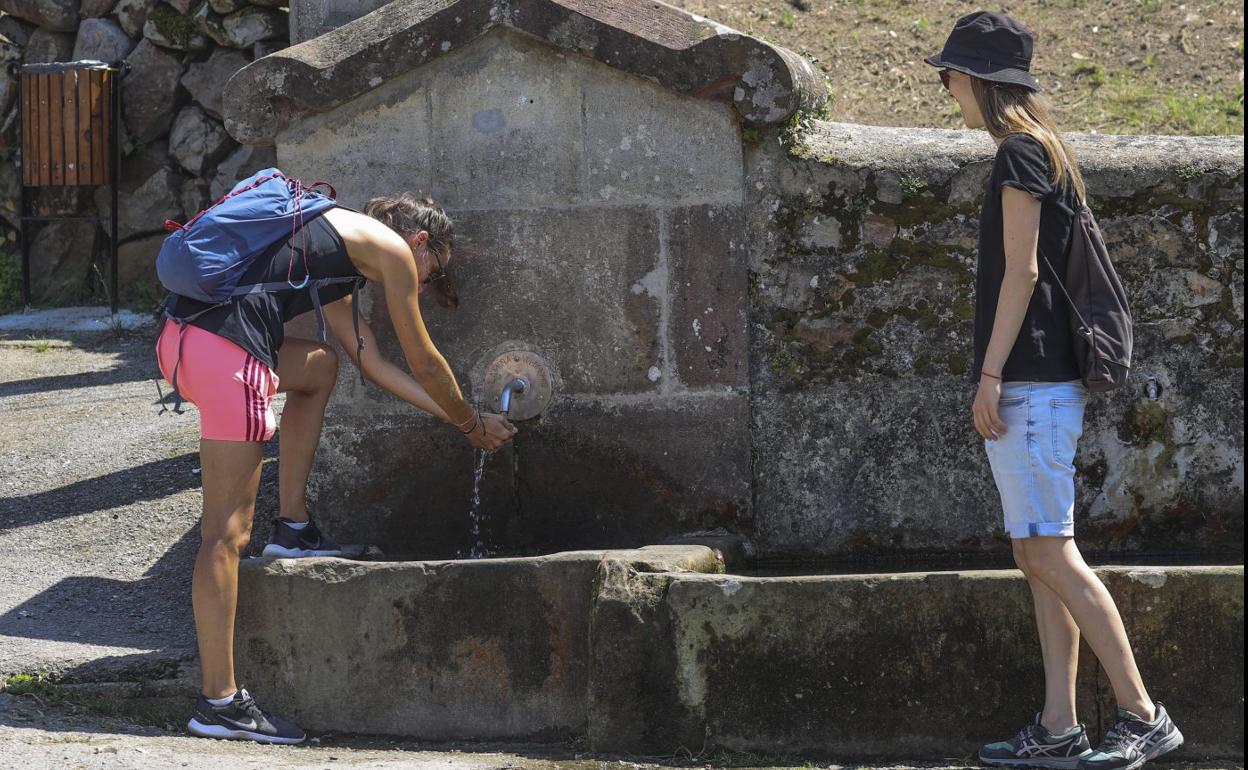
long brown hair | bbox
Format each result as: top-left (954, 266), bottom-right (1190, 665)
top-left (970, 79), bottom-right (1087, 203)
top-left (363, 193), bottom-right (459, 309)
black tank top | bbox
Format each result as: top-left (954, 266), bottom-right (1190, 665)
top-left (166, 211), bottom-right (365, 370)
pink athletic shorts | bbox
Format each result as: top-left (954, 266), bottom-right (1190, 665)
top-left (156, 319), bottom-right (280, 442)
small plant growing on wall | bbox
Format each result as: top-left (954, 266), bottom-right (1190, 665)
top-left (900, 176), bottom-right (928, 199)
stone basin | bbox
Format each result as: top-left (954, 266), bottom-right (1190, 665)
top-left (236, 552), bottom-right (1243, 758)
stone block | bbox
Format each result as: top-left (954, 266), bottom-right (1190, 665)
top-left (71, 17), bottom-right (136, 62)
top-left (144, 4), bottom-right (210, 50)
top-left (28, 220), bottom-right (96, 304)
top-left (122, 40), bottom-right (183, 142)
top-left (22, 27), bottom-right (74, 63)
top-left (752, 379), bottom-right (1004, 559)
top-left (581, 57), bottom-right (741, 206)
top-left (0, 0), bottom-right (79, 32)
top-left (169, 104), bottom-right (233, 175)
top-left (235, 552), bottom-right (605, 739)
top-left (180, 46), bottom-right (248, 119)
top-left (209, 142), bottom-right (276, 199)
top-left (0, 14), bottom-right (36, 47)
top-left (78, 0), bottom-right (117, 17)
top-left (275, 72), bottom-right (433, 205)
top-left (116, 233), bottom-right (164, 304)
top-left (0, 69), bottom-right (15, 118)
top-left (397, 207), bottom-right (664, 396)
top-left (668, 205), bottom-right (749, 388)
top-left (218, 5), bottom-right (285, 48)
top-left (426, 32), bottom-right (584, 209)
top-left (102, 163), bottom-right (184, 241)
top-left (113, 0), bottom-right (157, 38)
top-left (648, 567), bottom-right (1244, 757)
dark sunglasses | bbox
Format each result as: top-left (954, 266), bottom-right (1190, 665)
top-left (422, 247), bottom-right (459, 308)
top-left (939, 69), bottom-right (951, 91)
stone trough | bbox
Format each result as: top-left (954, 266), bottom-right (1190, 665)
top-left (236, 551), bottom-right (1244, 757)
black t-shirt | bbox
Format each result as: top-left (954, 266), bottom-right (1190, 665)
top-left (167, 212), bottom-right (365, 370)
top-left (974, 133), bottom-right (1081, 383)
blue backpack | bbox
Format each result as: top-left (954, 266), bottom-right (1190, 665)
top-left (156, 168), bottom-right (366, 411)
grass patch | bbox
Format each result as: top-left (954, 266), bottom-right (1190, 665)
top-left (2, 672), bottom-right (175, 727)
top-left (4, 673), bottom-right (121, 718)
top-left (1084, 68), bottom-right (1244, 135)
top-left (1073, 62), bottom-right (1108, 87)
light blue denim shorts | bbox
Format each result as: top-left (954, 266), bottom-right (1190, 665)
top-left (984, 380), bottom-right (1089, 539)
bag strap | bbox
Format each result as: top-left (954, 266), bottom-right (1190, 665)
top-left (1041, 203), bottom-right (1094, 336)
top-left (233, 277), bottom-right (367, 384)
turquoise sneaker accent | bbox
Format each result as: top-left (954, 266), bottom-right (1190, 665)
top-left (1078, 702), bottom-right (1184, 770)
top-left (979, 714), bottom-right (1093, 768)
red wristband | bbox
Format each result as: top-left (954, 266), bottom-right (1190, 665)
top-left (981, 370), bottom-right (1002, 380)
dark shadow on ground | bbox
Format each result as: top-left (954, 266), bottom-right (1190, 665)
top-left (0, 331), bottom-right (162, 399)
top-left (0, 453), bottom-right (203, 532)
top-left (0, 442), bottom-right (282, 653)
top-left (0, 527), bottom-right (198, 650)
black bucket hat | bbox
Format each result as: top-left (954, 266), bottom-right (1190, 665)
top-left (924, 11), bottom-right (1041, 92)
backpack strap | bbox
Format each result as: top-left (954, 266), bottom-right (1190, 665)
top-left (233, 277), bottom-right (367, 384)
top-left (1041, 202), bottom-right (1094, 338)
top-left (156, 294), bottom-right (233, 416)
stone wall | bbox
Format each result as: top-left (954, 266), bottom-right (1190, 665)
top-left (747, 122), bottom-right (1244, 560)
top-left (280, 29), bottom-right (755, 559)
top-left (0, 0), bottom-right (284, 306)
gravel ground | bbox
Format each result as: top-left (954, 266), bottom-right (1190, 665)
top-left (0, 322), bottom-right (284, 683)
top-left (3, 694), bottom-right (1242, 770)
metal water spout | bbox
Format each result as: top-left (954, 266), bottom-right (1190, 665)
top-left (498, 378), bottom-right (528, 417)
top-left (483, 349), bottom-right (554, 421)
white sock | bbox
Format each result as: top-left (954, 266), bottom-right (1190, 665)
top-left (206, 691), bottom-right (236, 707)
top-left (283, 519), bottom-right (309, 530)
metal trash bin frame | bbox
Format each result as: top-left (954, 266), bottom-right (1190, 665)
top-left (11, 59), bottom-right (128, 313)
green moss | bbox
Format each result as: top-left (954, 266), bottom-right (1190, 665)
top-left (1177, 162), bottom-right (1202, 181)
top-left (146, 4), bottom-right (201, 50)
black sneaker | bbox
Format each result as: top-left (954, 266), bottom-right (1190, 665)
top-left (980, 714), bottom-right (1093, 768)
top-left (261, 516), bottom-right (343, 558)
top-left (187, 687), bottom-right (305, 744)
top-left (1078, 702), bottom-right (1183, 770)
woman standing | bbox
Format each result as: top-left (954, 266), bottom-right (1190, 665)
top-left (157, 192), bottom-right (516, 744)
top-left (924, 13), bottom-right (1182, 770)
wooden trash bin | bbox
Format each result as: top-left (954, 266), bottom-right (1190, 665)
top-left (14, 60), bottom-right (126, 311)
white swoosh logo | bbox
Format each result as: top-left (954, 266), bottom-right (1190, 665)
top-left (224, 717), bottom-right (259, 731)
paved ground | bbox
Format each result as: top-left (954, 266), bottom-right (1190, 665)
top-left (0, 316), bottom-right (239, 683)
top-left (3, 693), bottom-right (1242, 770)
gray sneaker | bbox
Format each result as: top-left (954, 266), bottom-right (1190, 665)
top-left (980, 714), bottom-right (1093, 768)
top-left (1078, 702), bottom-right (1184, 770)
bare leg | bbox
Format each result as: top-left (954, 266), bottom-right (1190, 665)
top-left (1014, 540), bottom-right (1080, 732)
top-left (1021, 536), bottom-right (1154, 720)
top-left (194, 438), bottom-right (264, 699)
top-left (274, 338), bottom-right (339, 524)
